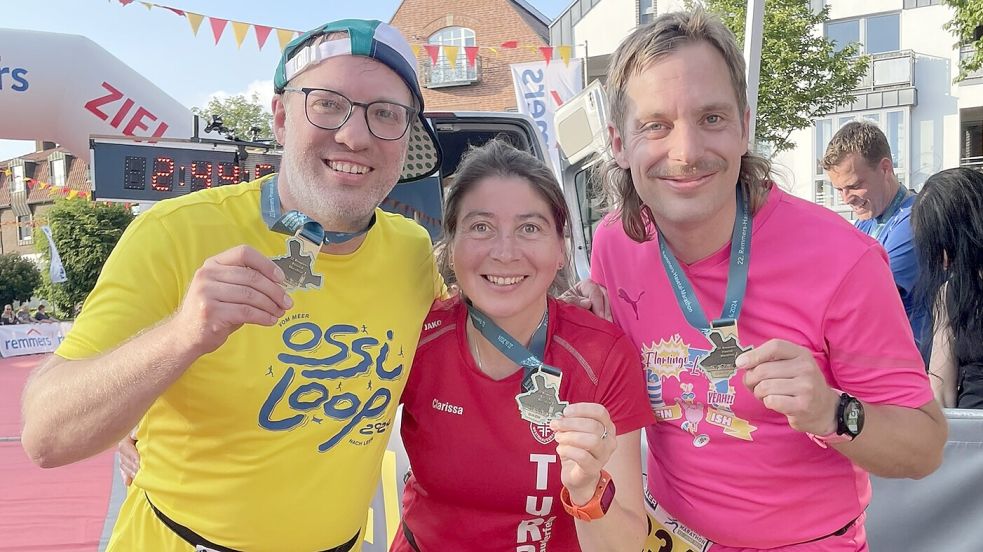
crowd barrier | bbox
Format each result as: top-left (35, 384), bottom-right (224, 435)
top-left (360, 408), bottom-right (983, 551)
top-left (0, 322), bottom-right (72, 358)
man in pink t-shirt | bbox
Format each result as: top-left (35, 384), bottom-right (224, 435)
top-left (584, 8), bottom-right (948, 551)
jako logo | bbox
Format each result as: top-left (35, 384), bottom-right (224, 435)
top-left (0, 57), bottom-right (30, 92)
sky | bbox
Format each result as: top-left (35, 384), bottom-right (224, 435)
top-left (0, 0), bottom-right (572, 161)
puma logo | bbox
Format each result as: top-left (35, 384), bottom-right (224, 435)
top-left (618, 288), bottom-right (645, 320)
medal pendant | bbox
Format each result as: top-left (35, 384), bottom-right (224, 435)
top-left (271, 236), bottom-right (323, 291)
top-left (516, 371), bottom-right (568, 425)
top-left (698, 325), bottom-right (751, 389)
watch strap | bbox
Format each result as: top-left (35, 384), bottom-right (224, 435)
top-left (560, 470), bottom-right (615, 521)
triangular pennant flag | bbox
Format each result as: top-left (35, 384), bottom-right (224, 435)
top-left (276, 28), bottom-right (294, 51)
top-left (444, 45), bottom-right (459, 67)
top-left (209, 17), bottom-right (228, 45)
top-left (68, 190), bottom-right (79, 200)
top-left (539, 46), bottom-right (553, 65)
top-left (140, 1), bottom-right (152, 10)
top-left (186, 12), bottom-right (204, 36)
top-left (231, 21), bottom-right (250, 48)
top-left (464, 46), bottom-right (479, 68)
top-left (487, 47), bottom-right (498, 56)
top-left (424, 44), bottom-right (440, 65)
top-left (411, 44), bottom-right (420, 59)
top-left (501, 40), bottom-right (518, 49)
top-left (557, 45), bottom-right (572, 66)
top-left (2, 168), bottom-right (10, 177)
top-left (25, 178), bottom-right (35, 189)
top-left (118, 0), bottom-right (135, 5)
top-left (38, 181), bottom-right (48, 189)
top-left (164, 6), bottom-right (185, 16)
top-left (79, 191), bottom-right (90, 199)
top-left (254, 25), bottom-right (272, 49)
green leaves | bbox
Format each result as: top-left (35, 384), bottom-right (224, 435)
top-left (0, 253), bottom-right (40, 308)
top-left (33, 199), bottom-right (134, 313)
top-left (697, 0), bottom-right (867, 154)
top-left (944, 0), bottom-right (983, 81)
top-left (192, 92), bottom-right (274, 142)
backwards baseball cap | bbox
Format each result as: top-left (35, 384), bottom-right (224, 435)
top-left (274, 19), bottom-right (442, 183)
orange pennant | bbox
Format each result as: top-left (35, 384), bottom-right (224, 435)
top-left (209, 17), bottom-right (228, 45)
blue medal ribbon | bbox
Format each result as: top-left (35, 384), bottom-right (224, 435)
top-left (869, 185), bottom-right (912, 241)
top-left (260, 175), bottom-right (375, 245)
top-left (657, 187), bottom-right (751, 334)
top-left (466, 303), bottom-right (559, 392)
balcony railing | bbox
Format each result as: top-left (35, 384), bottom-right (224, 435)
top-left (421, 56), bottom-right (482, 88)
top-left (960, 155), bottom-right (983, 169)
top-left (854, 50), bottom-right (915, 90)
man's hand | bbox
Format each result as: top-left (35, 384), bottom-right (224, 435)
top-left (550, 403), bottom-right (618, 504)
top-left (118, 429), bottom-right (140, 486)
top-left (173, 245), bottom-right (292, 356)
top-left (739, 339), bottom-right (840, 436)
top-left (559, 279), bottom-right (611, 321)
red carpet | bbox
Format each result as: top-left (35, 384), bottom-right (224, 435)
top-left (0, 354), bottom-right (118, 552)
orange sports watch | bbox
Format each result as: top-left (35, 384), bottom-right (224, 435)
top-left (560, 470), bottom-right (616, 521)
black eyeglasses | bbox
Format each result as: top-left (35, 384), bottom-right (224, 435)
top-left (282, 87), bottom-right (417, 141)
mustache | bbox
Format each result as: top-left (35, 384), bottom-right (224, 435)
top-left (649, 160), bottom-right (727, 179)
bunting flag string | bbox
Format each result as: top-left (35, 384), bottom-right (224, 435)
top-left (108, 0), bottom-right (577, 64)
top-left (14, 177), bottom-right (92, 201)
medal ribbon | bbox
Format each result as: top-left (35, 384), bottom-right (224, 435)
top-left (260, 176), bottom-right (375, 245)
top-left (657, 187), bottom-right (751, 333)
top-left (869, 186), bottom-right (912, 241)
top-left (466, 303), bottom-right (559, 392)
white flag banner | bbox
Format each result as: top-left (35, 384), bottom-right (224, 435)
top-left (511, 58), bottom-right (584, 177)
top-left (40, 225), bottom-right (68, 284)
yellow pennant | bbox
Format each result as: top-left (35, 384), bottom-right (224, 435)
top-left (67, 189), bottom-right (79, 200)
top-left (140, 1), bottom-right (152, 10)
top-left (410, 44), bottom-right (420, 59)
top-left (276, 28), bottom-right (294, 52)
top-left (186, 12), bottom-right (204, 36)
top-left (231, 21), bottom-right (250, 48)
top-left (443, 45), bottom-right (459, 67)
top-left (557, 45), bottom-right (572, 66)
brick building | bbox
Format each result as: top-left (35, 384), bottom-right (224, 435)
top-left (391, 0), bottom-right (551, 112)
top-left (0, 142), bottom-right (91, 256)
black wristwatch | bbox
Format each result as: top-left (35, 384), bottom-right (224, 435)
top-left (836, 392), bottom-right (865, 439)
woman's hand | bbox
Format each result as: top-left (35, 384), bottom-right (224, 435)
top-left (550, 402), bottom-right (617, 504)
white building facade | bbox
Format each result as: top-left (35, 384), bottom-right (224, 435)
top-left (551, 0), bottom-right (971, 218)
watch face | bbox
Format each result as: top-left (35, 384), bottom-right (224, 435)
top-left (844, 398), bottom-right (864, 436)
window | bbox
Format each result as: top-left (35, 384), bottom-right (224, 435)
top-left (51, 158), bottom-right (67, 187)
top-left (904, 0), bottom-right (941, 7)
top-left (426, 27), bottom-right (477, 86)
top-left (639, 0), bottom-right (656, 25)
top-left (17, 215), bottom-right (32, 242)
top-left (827, 13), bottom-right (900, 54)
top-left (11, 165), bottom-right (25, 193)
top-left (813, 108), bottom-right (909, 208)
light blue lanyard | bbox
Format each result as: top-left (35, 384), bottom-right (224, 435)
top-left (467, 303), bottom-right (558, 392)
top-left (869, 186), bottom-right (911, 241)
top-left (259, 176), bottom-right (375, 244)
top-left (657, 187), bottom-right (751, 333)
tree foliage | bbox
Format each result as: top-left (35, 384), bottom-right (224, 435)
top-left (0, 253), bottom-right (40, 307)
top-left (34, 199), bottom-right (134, 312)
top-left (944, 0), bottom-right (983, 81)
top-left (192, 93), bottom-right (274, 142)
top-left (692, 0), bottom-right (868, 154)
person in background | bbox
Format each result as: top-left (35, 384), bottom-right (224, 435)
top-left (15, 305), bottom-right (32, 324)
top-left (823, 121), bottom-right (925, 346)
top-left (912, 167), bottom-right (983, 409)
top-left (33, 304), bottom-right (56, 323)
top-left (1, 304), bottom-right (16, 325)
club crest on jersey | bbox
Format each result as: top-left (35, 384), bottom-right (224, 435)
top-left (530, 421), bottom-right (556, 444)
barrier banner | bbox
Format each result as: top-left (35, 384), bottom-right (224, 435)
top-left (0, 322), bottom-right (72, 358)
top-left (510, 58), bottom-right (584, 177)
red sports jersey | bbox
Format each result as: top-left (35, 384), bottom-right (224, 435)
top-left (392, 297), bottom-right (653, 552)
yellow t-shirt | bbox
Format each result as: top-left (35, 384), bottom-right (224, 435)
top-left (57, 177), bottom-right (442, 551)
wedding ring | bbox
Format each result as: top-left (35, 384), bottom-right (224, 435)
top-left (600, 428), bottom-right (608, 440)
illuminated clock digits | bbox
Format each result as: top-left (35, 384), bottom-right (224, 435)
top-left (216, 162), bottom-right (242, 186)
top-left (151, 156), bottom-right (175, 191)
top-left (255, 163), bottom-right (275, 179)
top-left (190, 161), bottom-right (213, 191)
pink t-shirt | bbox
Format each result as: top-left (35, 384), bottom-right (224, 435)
top-left (591, 187), bottom-right (932, 549)
top-left (392, 297), bottom-right (653, 552)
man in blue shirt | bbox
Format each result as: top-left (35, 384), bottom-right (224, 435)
top-left (823, 120), bottom-right (924, 347)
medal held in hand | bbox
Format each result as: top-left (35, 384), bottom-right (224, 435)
top-left (699, 321), bottom-right (751, 394)
top-left (271, 236), bottom-right (323, 291)
top-left (516, 370), bottom-right (569, 425)
top-left (259, 175), bottom-right (374, 293)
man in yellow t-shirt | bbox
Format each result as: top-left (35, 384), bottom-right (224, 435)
top-left (21, 19), bottom-right (443, 552)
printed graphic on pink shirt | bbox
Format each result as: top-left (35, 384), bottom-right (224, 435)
top-left (643, 332), bottom-right (758, 447)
